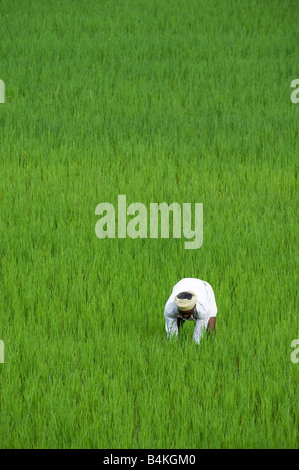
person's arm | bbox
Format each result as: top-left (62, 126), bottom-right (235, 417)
top-left (165, 316), bottom-right (178, 340)
top-left (206, 282), bottom-right (217, 337)
top-left (193, 319), bottom-right (206, 345)
top-left (207, 316), bottom-right (216, 336)
top-left (164, 302), bottom-right (179, 340)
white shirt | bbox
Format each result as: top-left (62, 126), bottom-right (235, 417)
top-left (164, 278), bottom-right (217, 345)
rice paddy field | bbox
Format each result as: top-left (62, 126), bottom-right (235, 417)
top-left (0, 0), bottom-right (298, 449)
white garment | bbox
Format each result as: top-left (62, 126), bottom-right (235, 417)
top-left (164, 278), bottom-right (217, 345)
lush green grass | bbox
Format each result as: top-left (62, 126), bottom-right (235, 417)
top-left (0, 0), bottom-right (298, 448)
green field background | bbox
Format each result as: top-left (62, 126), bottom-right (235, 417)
top-left (0, 0), bottom-right (298, 448)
